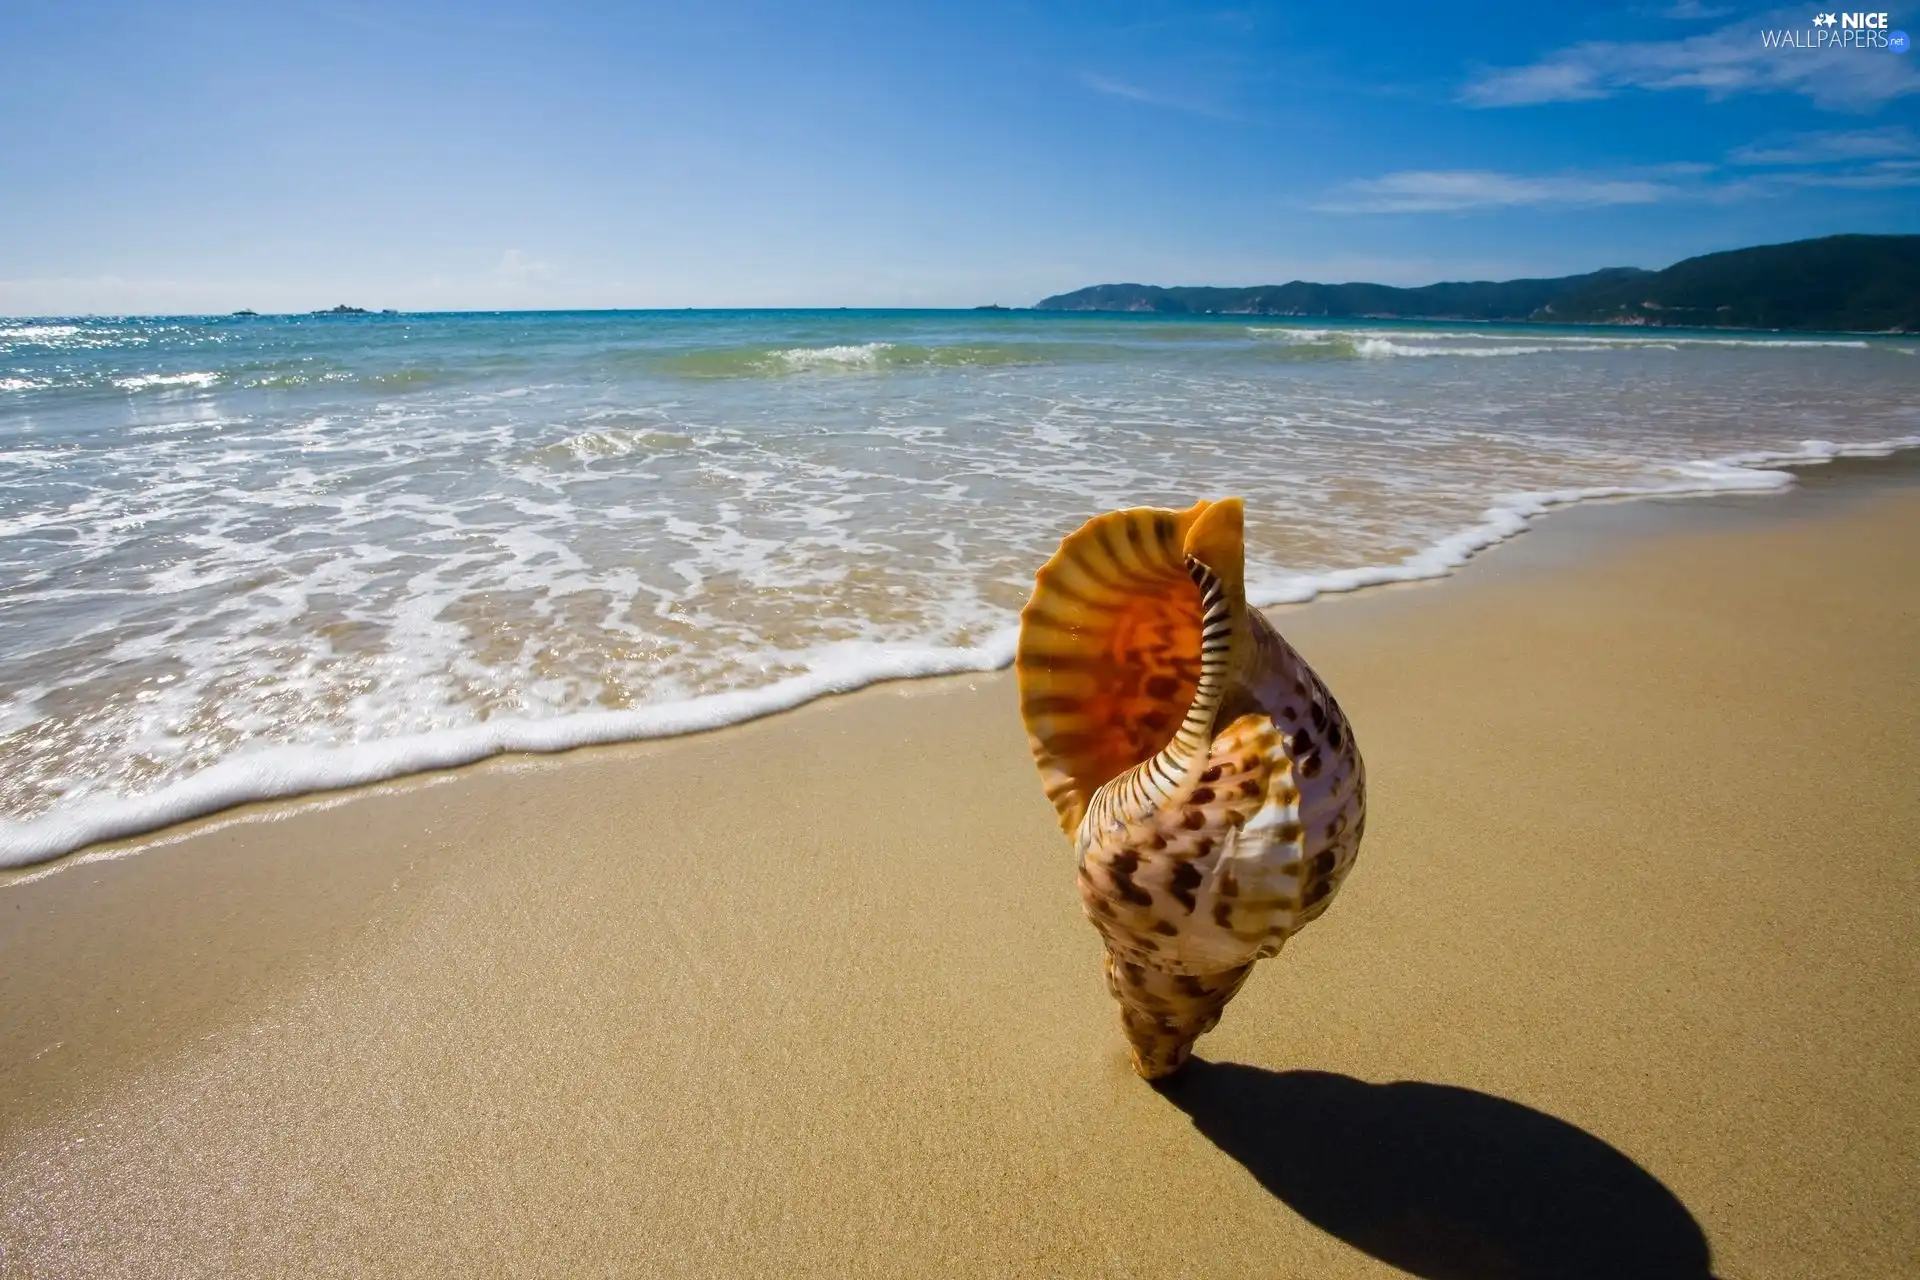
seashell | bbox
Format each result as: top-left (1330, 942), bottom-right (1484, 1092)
top-left (1017, 498), bottom-right (1366, 1079)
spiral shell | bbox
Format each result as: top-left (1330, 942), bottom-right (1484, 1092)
top-left (1017, 499), bottom-right (1366, 1078)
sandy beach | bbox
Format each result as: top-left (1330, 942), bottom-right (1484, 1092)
top-left (3, 467), bottom-right (1916, 1280)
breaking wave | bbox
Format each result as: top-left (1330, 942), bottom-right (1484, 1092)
top-left (1245, 325), bottom-right (1877, 360)
top-left (656, 340), bottom-right (1100, 377)
top-left (5, 432), bottom-right (1914, 872)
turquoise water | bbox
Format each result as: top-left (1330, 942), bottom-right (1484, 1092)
top-left (2, 309), bottom-right (1916, 864)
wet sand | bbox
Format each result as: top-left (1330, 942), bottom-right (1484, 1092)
top-left (3, 470), bottom-right (1916, 1279)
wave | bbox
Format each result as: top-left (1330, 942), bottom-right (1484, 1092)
top-left (1353, 337), bottom-right (1627, 358)
top-left (0, 324), bottom-right (84, 344)
top-left (4, 432), bottom-right (1915, 873)
top-left (1246, 325), bottom-right (1877, 357)
top-left (0, 637), bottom-right (1018, 871)
top-left (776, 341), bottom-right (893, 370)
top-left (1244, 436), bottom-right (1919, 603)
top-left (210, 363), bottom-right (452, 391)
top-left (364, 367), bottom-right (447, 389)
top-left (1243, 331), bottom-right (1607, 361)
top-left (114, 371), bottom-right (221, 391)
top-left (656, 340), bottom-right (1090, 378)
top-left (5, 367), bottom-right (341, 395)
top-left (39, 365), bottom-right (454, 394)
top-left (0, 322), bottom-right (156, 353)
top-left (540, 424), bottom-right (696, 462)
top-left (236, 372), bottom-right (357, 389)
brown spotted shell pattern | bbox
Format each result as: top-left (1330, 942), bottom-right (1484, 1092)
top-left (1016, 499), bottom-right (1366, 1079)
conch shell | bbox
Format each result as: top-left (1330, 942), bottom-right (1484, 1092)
top-left (1016, 499), bottom-right (1366, 1078)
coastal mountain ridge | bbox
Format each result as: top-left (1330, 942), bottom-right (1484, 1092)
top-left (1034, 235), bottom-right (1920, 333)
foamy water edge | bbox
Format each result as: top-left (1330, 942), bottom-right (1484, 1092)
top-left (4, 434), bottom-right (1915, 872)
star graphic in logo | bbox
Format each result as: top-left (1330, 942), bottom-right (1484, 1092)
top-left (1813, 11), bottom-right (1837, 24)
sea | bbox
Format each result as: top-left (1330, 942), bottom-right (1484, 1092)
top-left (3, 309), bottom-right (1916, 867)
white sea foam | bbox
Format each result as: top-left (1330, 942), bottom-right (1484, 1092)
top-left (115, 371), bottom-right (220, 391)
top-left (5, 310), bottom-right (1918, 873)
top-left (1, 322), bottom-right (169, 354)
top-left (5, 431), bottom-right (1914, 872)
top-left (0, 324), bottom-right (83, 343)
top-left (1247, 325), bottom-right (1876, 354)
top-left (1242, 439), bottom-right (1911, 605)
top-left (542, 425), bottom-right (692, 462)
top-left (772, 342), bottom-right (892, 370)
top-left (0, 377), bottom-right (44, 392)
top-left (1244, 328), bottom-right (1873, 358)
top-left (0, 633), bottom-right (1017, 868)
top-left (1657, 337), bottom-right (1873, 349)
top-left (1350, 337), bottom-right (1623, 358)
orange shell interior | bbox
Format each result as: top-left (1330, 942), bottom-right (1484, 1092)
top-left (1015, 502), bottom-right (1217, 833)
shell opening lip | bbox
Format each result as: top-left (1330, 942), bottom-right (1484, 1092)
top-left (1181, 496), bottom-right (1245, 587)
top-left (1015, 498), bottom-right (1250, 834)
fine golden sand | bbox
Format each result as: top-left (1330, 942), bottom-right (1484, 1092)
top-left (3, 474), bottom-right (1916, 1279)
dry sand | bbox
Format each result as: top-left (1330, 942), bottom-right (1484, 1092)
top-left (3, 471), bottom-right (1916, 1279)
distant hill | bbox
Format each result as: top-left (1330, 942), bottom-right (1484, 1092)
top-left (1538, 235), bottom-right (1919, 331)
top-left (1035, 268), bottom-right (1649, 323)
top-left (1035, 235), bottom-right (1920, 332)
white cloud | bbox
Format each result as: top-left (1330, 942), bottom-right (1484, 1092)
top-left (1316, 143), bottom-right (1920, 215)
top-left (1312, 169), bottom-right (1671, 213)
top-left (1461, 8), bottom-right (1920, 111)
top-left (1729, 125), bottom-right (1920, 165)
top-left (1078, 72), bottom-right (1239, 121)
top-left (1748, 159), bottom-right (1920, 189)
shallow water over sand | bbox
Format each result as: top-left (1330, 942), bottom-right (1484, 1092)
top-left (2, 309), bottom-right (1915, 861)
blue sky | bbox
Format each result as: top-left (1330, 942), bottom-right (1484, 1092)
top-left (3, 1), bottom-right (1916, 312)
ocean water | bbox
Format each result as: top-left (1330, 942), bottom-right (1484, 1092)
top-left (2, 309), bottom-right (1916, 866)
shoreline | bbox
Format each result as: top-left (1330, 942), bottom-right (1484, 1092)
top-left (7, 436), bottom-right (1918, 875)
top-left (1033, 309), bottom-right (1920, 338)
top-left (3, 466), bottom-right (1915, 1277)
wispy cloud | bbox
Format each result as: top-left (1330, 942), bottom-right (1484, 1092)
top-left (1317, 142), bottom-right (1920, 214)
top-left (1078, 72), bottom-right (1239, 121)
top-left (1660, 0), bottom-right (1733, 19)
top-left (1312, 169), bottom-right (1671, 214)
top-left (1743, 159), bottom-right (1920, 190)
top-left (1728, 125), bottom-right (1920, 165)
top-left (1461, 8), bottom-right (1920, 111)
